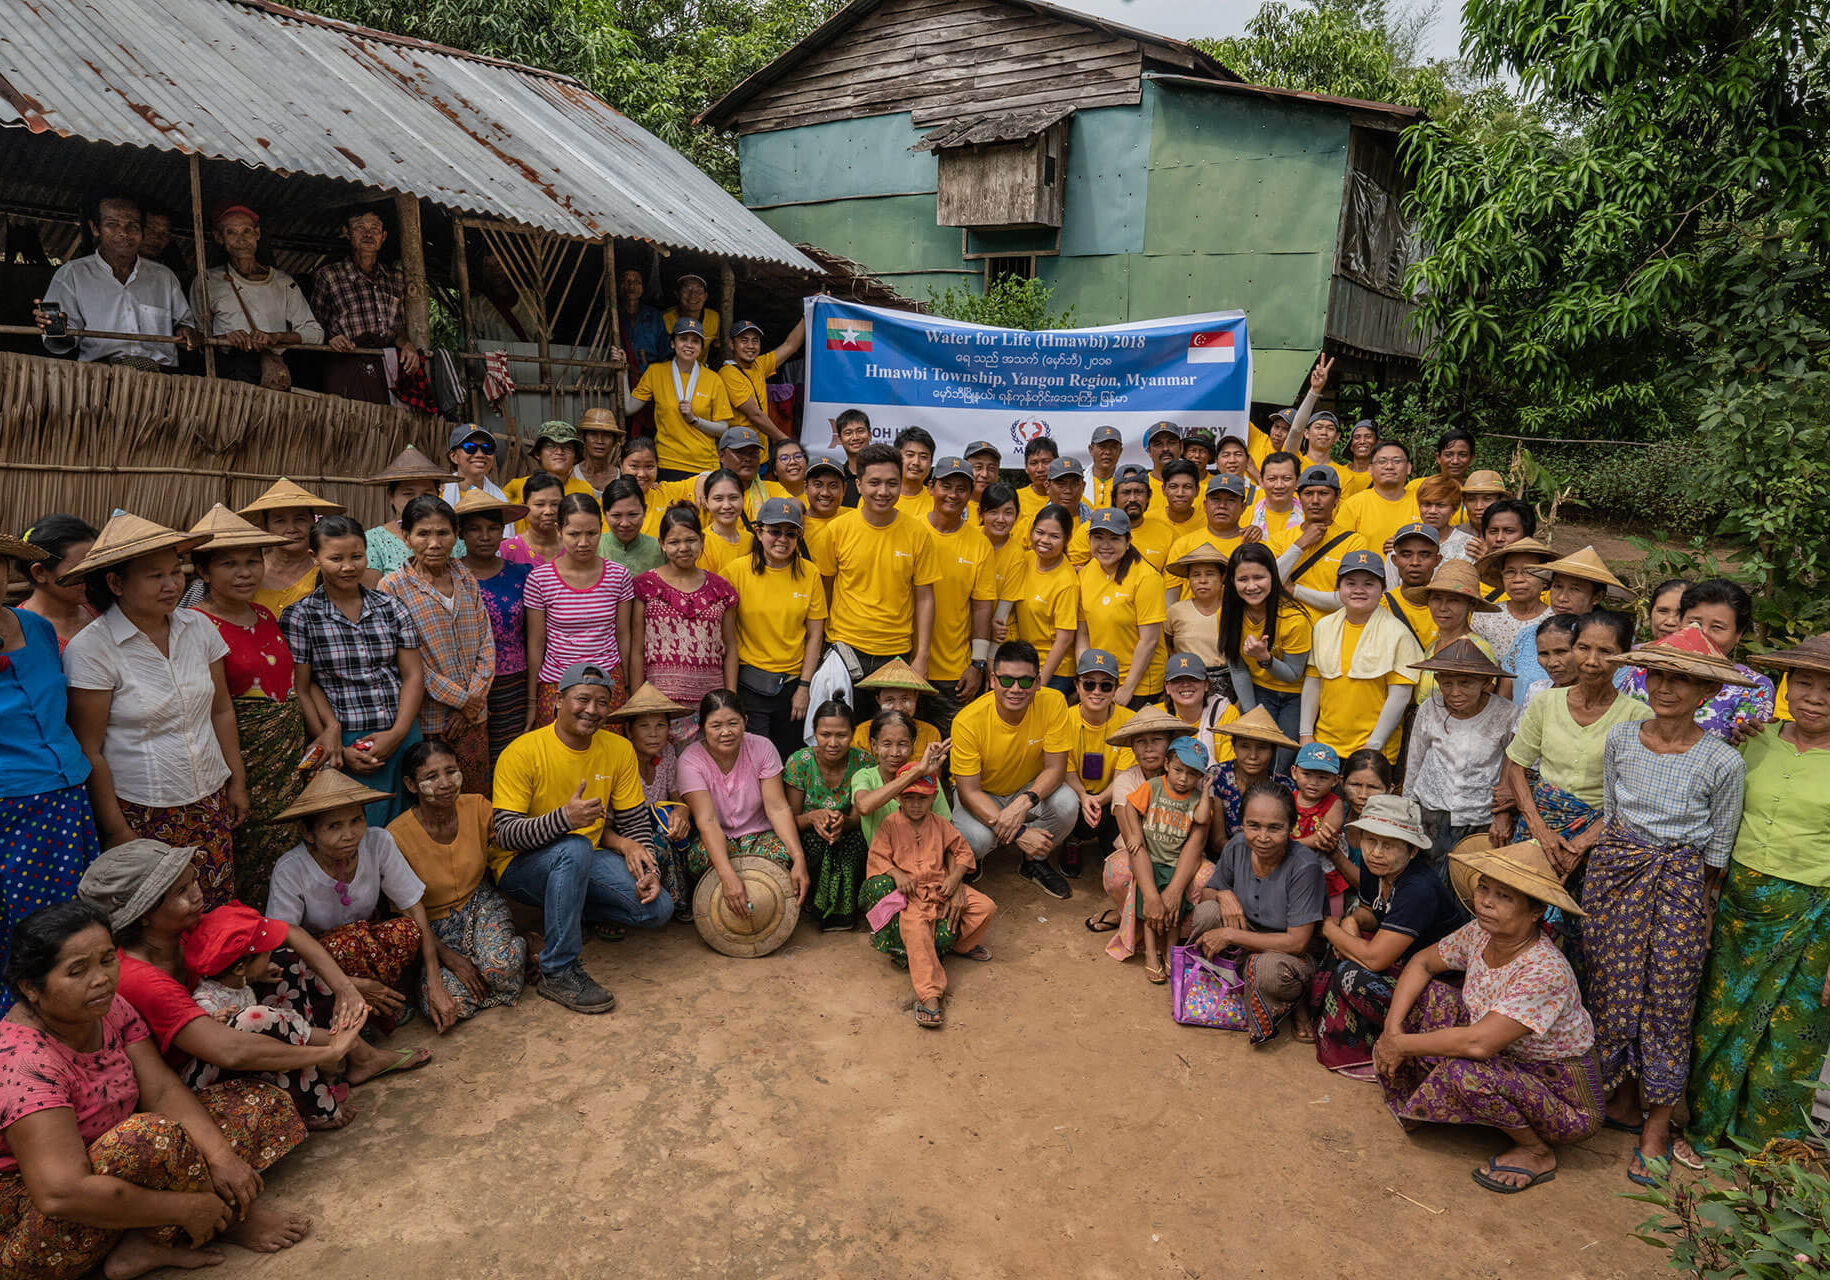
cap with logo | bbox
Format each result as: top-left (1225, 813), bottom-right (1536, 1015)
top-left (1048, 457), bottom-right (1085, 481)
top-left (1206, 473), bottom-right (1248, 499)
top-left (1116, 463), bottom-right (1151, 485)
top-left (671, 317), bottom-right (705, 339)
top-left (755, 497), bottom-right (805, 528)
top-left (1090, 425), bottom-right (1123, 446)
top-left (719, 426), bottom-right (764, 453)
top-left (1164, 652), bottom-right (1208, 682)
top-left (1145, 421), bottom-right (1182, 444)
top-left (1293, 742), bottom-right (1342, 774)
top-left (1077, 648), bottom-right (1121, 677)
top-left (963, 439), bottom-right (1002, 461)
top-left (1169, 736), bottom-right (1210, 770)
top-left (447, 423), bottom-right (494, 450)
top-left (1086, 508), bottom-right (1131, 535)
top-left (1391, 521), bottom-right (1441, 547)
top-left (804, 450), bottom-right (846, 477)
top-left (730, 320), bottom-right (764, 339)
top-left (557, 661), bottom-right (614, 694)
top-left (1336, 549), bottom-right (1386, 581)
top-left (928, 456), bottom-right (972, 485)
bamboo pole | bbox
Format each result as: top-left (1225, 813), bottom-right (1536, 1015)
top-left (603, 237), bottom-right (624, 434)
top-left (394, 193), bottom-right (432, 352)
top-left (719, 261), bottom-right (736, 364)
top-left (452, 218), bottom-right (480, 423)
top-left (188, 154), bottom-right (216, 379)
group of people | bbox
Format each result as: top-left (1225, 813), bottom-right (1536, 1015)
top-left (0, 352), bottom-right (1825, 1274)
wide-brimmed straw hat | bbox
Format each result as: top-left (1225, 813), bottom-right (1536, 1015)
top-left (1403, 559), bottom-right (1500, 612)
top-left (1460, 470), bottom-right (1509, 497)
top-left (857, 658), bottom-right (936, 694)
top-left (1526, 546), bottom-right (1634, 604)
top-left (187, 504), bottom-right (286, 552)
top-left (0, 532), bottom-right (49, 563)
top-left (58, 511), bottom-right (206, 585)
top-left (1475, 536), bottom-right (1555, 588)
top-left (1448, 834), bottom-right (1584, 917)
top-left (692, 854), bottom-right (800, 957)
top-left (370, 445), bottom-right (457, 485)
top-left (238, 478), bottom-right (344, 518)
top-left (1213, 705), bottom-right (1298, 749)
top-left (1413, 636), bottom-right (1512, 680)
top-left (1751, 632), bottom-right (1830, 677)
top-left (1608, 623), bottom-right (1756, 687)
top-left (1106, 704), bottom-right (1187, 747)
top-left (452, 486), bottom-right (529, 527)
top-left (1166, 542), bottom-right (1229, 578)
top-left (273, 768), bottom-right (391, 821)
top-left (78, 839), bottom-right (201, 932)
top-left (578, 407), bottom-right (621, 434)
top-left (606, 682), bottom-right (690, 719)
top-left (1346, 793), bottom-right (1430, 851)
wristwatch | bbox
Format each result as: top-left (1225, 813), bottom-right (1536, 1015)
top-left (1018, 789), bottom-right (1040, 807)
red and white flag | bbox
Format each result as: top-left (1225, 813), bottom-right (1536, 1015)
top-left (1186, 330), bottom-right (1236, 363)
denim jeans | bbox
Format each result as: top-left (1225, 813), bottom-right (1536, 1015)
top-left (497, 834), bottom-right (672, 975)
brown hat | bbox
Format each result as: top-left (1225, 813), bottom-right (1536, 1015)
top-left (187, 504), bottom-right (287, 552)
top-left (452, 486), bottom-right (529, 527)
top-left (578, 407), bottom-right (621, 435)
top-left (238, 478), bottom-right (344, 517)
top-left (1448, 834), bottom-right (1584, 917)
top-left (1608, 623), bottom-right (1756, 687)
top-left (605, 681), bottom-right (690, 719)
top-left (58, 511), bottom-right (206, 585)
top-left (1460, 469), bottom-right (1509, 498)
top-left (691, 854), bottom-right (800, 957)
top-left (1751, 632), bottom-right (1830, 678)
top-left (1214, 705), bottom-right (1298, 749)
top-left (1475, 535), bottom-right (1554, 588)
top-left (1526, 545), bottom-right (1634, 604)
top-left (1413, 636), bottom-right (1511, 680)
top-left (1166, 542), bottom-right (1229, 578)
top-left (856, 658), bottom-right (936, 694)
top-left (1106, 704), bottom-right (1187, 747)
top-left (273, 768), bottom-right (391, 821)
top-left (370, 445), bottom-right (457, 485)
top-left (0, 531), bottom-right (49, 563)
top-left (1403, 558), bottom-right (1500, 612)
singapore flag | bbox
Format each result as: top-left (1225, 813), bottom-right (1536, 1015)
top-left (1186, 330), bottom-right (1236, 363)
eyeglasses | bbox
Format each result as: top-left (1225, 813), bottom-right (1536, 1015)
top-left (994, 674), bottom-right (1037, 690)
top-left (458, 440), bottom-right (496, 455)
top-left (1078, 678), bottom-right (1116, 693)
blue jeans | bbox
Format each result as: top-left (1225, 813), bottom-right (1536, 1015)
top-left (1251, 684), bottom-right (1302, 774)
top-left (497, 834), bottom-right (672, 975)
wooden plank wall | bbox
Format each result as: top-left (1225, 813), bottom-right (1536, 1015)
top-left (731, 0), bottom-right (1145, 134)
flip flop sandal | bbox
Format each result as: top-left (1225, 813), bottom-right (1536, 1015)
top-left (1144, 962), bottom-right (1169, 985)
top-left (354, 1047), bottom-right (431, 1085)
top-left (955, 945), bottom-right (992, 962)
top-left (914, 1002), bottom-right (944, 1029)
top-left (1602, 1115), bottom-right (1645, 1135)
top-left (1084, 909), bottom-right (1120, 934)
top-left (1626, 1148), bottom-right (1667, 1188)
top-left (1472, 1158), bottom-right (1556, 1193)
top-left (1671, 1138), bottom-right (1705, 1171)
top-left (589, 923), bottom-right (627, 943)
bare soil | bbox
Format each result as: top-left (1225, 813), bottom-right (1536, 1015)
top-left (204, 863), bottom-right (1664, 1280)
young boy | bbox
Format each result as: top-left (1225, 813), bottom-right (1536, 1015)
top-left (851, 659), bottom-right (943, 757)
top-left (1403, 639), bottom-right (1519, 879)
top-left (1289, 742), bottom-right (1349, 915)
top-left (1302, 550), bottom-right (1424, 765)
top-left (1117, 736), bottom-right (1212, 982)
top-left (865, 762), bottom-right (995, 1029)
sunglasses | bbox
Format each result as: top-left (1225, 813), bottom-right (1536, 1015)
top-left (457, 440), bottom-right (496, 455)
top-left (1078, 678), bottom-right (1116, 693)
top-left (994, 674), bottom-right (1037, 690)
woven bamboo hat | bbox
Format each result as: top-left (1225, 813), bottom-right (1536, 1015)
top-left (1413, 636), bottom-right (1512, 679)
top-left (371, 445), bottom-right (457, 485)
top-left (238, 478), bottom-right (344, 518)
top-left (1448, 833), bottom-right (1584, 917)
top-left (452, 486), bottom-right (528, 527)
top-left (1460, 470), bottom-right (1509, 497)
top-left (58, 511), bottom-right (206, 585)
top-left (605, 681), bottom-right (690, 719)
top-left (1475, 535), bottom-right (1554, 588)
top-left (1751, 631), bottom-right (1830, 677)
top-left (856, 658), bottom-right (936, 694)
top-left (274, 768), bottom-right (391, 821)
top-left (692, 854), bottom-right (800, 958)
top-left (1106, 704), bottom-right (1187, 747)
top-left (1608, 623), bottom-right (1756, 687)
top-left (1526, 545), bottom-right (1634, 604)
top-left (187, 504), bottom-right (286, 552)
top-left (1403, 559), bottom-right (1500, 611)
top-left (1166, 542), bottom-right (1230, 578)
top-left (578, 407), bottom-right (621, 434)
top-left (1213, 704), bottom-right (1298, 749)
top-left (0, 531), bottom-right (49, 563)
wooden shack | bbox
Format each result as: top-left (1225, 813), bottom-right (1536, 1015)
top-left (698, 0), bottom-right (1428, 409)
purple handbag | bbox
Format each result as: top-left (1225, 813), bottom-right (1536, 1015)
top-left (1170, 943), bottom-right (1249, 1030)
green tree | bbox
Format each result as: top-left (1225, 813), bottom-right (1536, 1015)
top-left (1194, 1), bottom-right (1452, 115)
top-left (925, 277), bottom-right (1077, 330)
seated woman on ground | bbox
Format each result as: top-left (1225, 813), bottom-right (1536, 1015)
top-left (786, 700), bottom-right (873, 932)
top-left (1374, 839), bottom-right (1602, 1194)
top-left (608, 682), bottom-right (696, 913)
top-left (0, 900), bottom-right (312, 1280)
top-left (852, 711), bottom-right (954, 847)
top-left (849, 661), bottom-right (942, 760)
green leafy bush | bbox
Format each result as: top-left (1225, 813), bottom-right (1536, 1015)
top-left (1634, 1139), bottom-right (1830, 1278)
top-left (925, 277), bottom-right (1078, 331)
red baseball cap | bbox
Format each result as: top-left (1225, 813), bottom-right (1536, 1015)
top-left (895, 760), bottom-right (938, 797)
top-left (182, 903), bottom-right (290, 978)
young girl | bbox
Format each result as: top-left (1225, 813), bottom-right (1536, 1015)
top-left (1220, 542), bottom-right (1312, 767)
top-left (500, 472), bottom-right (566, 566)
top-left (1077, 511), bottom-right (1166, 708)
top-left (785, 700), bottom-right (873, 931)
top-left (1455, 472), bottom-right (1508, 556)
top-left (16, 513), bottom-right (98, 650)
top-left (1404, 639), bottom-right (1518, 877)
top-left (1164, 544), bottom-right (1229, 700)
top-left (1006, 503), bottom-right (1079, 692)
top-left (1290, 743), bottom-right (1346, 913)
top-left (1093, 705), bottom-right (1188, 955)
top-left (1209, 706), bottom-right (1295, 840)
top-left (696, 468), bottom-right (754, 576)
top-left (457, 490), bottom-right (533, 762)
top-left (631, 506), bottom-right (738, 742)
top-left (523, 494), bottom-right (635, 727)
top-left (1116, 737), bottom-right (1212, 983)
top-left (1407, 559), bottom-right (1501, 705)
top-left (1332, 749), bottom-right (1393, 909)
top-left (609, 682), bottom-right (694, 914)
top-left (852, 710), bottom-right (953, 845)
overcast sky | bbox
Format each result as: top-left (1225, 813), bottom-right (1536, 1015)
top-left (1051, 0), bottom-right (1464, 62)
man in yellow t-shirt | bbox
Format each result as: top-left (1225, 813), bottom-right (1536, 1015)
top-left (800, 450), bottom-right (848, 547)
top-left (490, 662), bottom-right (668, 1014)
top-left (1382, 522), bottom-right (1444, 651)
top-left (719, 317), bottom-right (804, 444)
top-left (1087, 425), bottom-right (1123, 509)
top-left (651, 425), bottom-right (771, 518)
top-left (1158, 459), bottom-right (1206, 542)
top-left (921, 456), bottom-right (997, 732)
top-left (628, 317), bottom-right (734, 478)
top-left (1016, 437), bottom-right (1058, 523)
top-left (894, 426), bottom-right (937, 520)
top-left (1277, 464), bottom-right (1368, 615)
top-left (1335, 440), bottom-right (1420, 571)
top-left (1114, 467), bottom-right (1173, 572)
top-left (949, 639), bottom-right (1078, 898)
top-left (1145, 421), bottom-right (1183, 486)
top-left (964, 439), bottom-right (1003, 506)
top-left (1166, 474), bottom-right (1255, 597)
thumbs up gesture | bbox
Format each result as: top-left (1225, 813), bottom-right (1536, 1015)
top-left (563, 779), bottom-right (606, 830)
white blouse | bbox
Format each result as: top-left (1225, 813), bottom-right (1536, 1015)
top-left (266, 829), bottom-right (426, 934)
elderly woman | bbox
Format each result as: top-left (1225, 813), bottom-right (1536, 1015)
top-left (362, 447), bottom-right (454, 581)
top-left (15, 515), bottom-right (97, 651)
top-left (1615, 579), bottom-right (1775, 738)
top-left (455, 489), bottom-right (532, 764)
top-left (607, 684), bottom-right (695, 912)
top-left (1376, 840), bottom-right (1602, 1194)
top-left (0, 900), bottom-right (313, 1280)
top-left (1689, 633), bottom-right (1830, 1152)
top-left (189, 203), bottom-right (321, 388)
top-left (0, 533), bottom-right (101, 1014)
top-left (235, 479), bottom-right (341, 615)
top-left (63, 513), bottom-right (249, 910)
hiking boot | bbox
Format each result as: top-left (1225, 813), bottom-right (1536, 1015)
top-left (1020, 857), bottom-right (1071, 900)
top-left (537, 963), bottom-right (616, 1014)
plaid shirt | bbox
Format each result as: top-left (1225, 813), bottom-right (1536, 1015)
top-left (311, 257), bottom-right (404, 344)
top-left (280, 586), bottom-right (421, 734)
top-left (379, 561), bottom-right (495, 733)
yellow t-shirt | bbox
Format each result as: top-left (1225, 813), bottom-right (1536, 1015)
top-left (254, 568), bottom-right (318, 617)
top-left (1337, 487), bottom-right (1421, 558)
top-left (696, 528), bottom-right (752, 577)
top-left (987, 535), bottom-right (1027, 600)
top-left (1064, 521), bottom-right (1092, 569)
top-left (1017, 485), bottom-right (1051, 521)
top-left (922, 519), bottom-right (998, 682)
top-left (949, 687), bottom-right (1074, 795)
top-left (661, 306), bottom-right (722, 360)
top-left (654, 471), bottom-right (770, 521)
top-left (1129, 515), bottom-right (1174, 573)
top-left (1775, 676), bottom-right (1791, 722)
top-left (1166, 527), bottom-right (1247, 571)
top-left (1382, 589), bottom-right (1439, 654)
top-left (1247, 423), bottom-right (1276, 469)
top-left (1253, 503), bottom-right (1305, 551)
top-left (811, 509), bottom-right (941, 655)
top-left (489, 725), bottom-right (646, 879)
top-left (631, 360), bottom-right (735, 475)
top-left (1166, 510), bottom-right (1207, 543)
top-left (718, 351), bottom-right (777, 421)
top-left (1079, 560), bottom-right (1169, 696)
top-left (1087, 472), bottom-right (1118, 510)
top-left (1340, 467), bottom-right (1375, 499)
top-left (1309, 620), bottom-right (1415, 764)
top-left (640, 486), bottom-right (671, 539)
top-left (851, 718), bottom-right (941, 760)
top-left (1007, 556), bottom-right (1080, 677)
top-left (896, 488), bottom-right (935, 521)
top-left (727, 558), bottom-right (828, 674)
top-left (1242, 603), bottom-right (1314, 694)
top-left (1068, 703), bottom-right (1136, 795)
top-left (1286, 524), bottom-right (1369, 598)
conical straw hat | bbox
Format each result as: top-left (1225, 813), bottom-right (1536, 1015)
top-left (370, 445), bottom-right (457, 485)
top-left (0, 532), bottom-right (49, 563)
top-left (452, 486), bottom-right (529, 527)
top-left (692, 855), bottom-right (800, 957)
top-left (1475, 535), bottom-right (1554, 588)
top-left (1413, 636), bottom-right (1512, 679)
top-left (58, 511), bottom-right (206, 585)
top-left (856, 658), bottom-right (936, 693)
top-left (1213, 704), bottom-right (1298, 749)
top-left (1106, 704), bottom-right (1187, 747)
top-left (1526, 545), bottom-right (1634, 603)
top-left (1403, 558), bottom-right (1500, 612)
top-left (1448, 835), bottom-right (1584, 917)
top-left (273, 768), bottom-right (392, 821)
top-left (1751, 631), bottom-right (1830, 677)
top-left (606, 681), bottom-right (690, 719)
top-left (187, 504), bottom-right (286, 552)
top-left (1166, 541), bottom-right (1229, 578)
top-left (238, 478), bottom-right (343, 517)
top-left (1607, 623), bottom-right (1756, 687)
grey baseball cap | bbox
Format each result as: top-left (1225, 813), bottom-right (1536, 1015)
top-left (1206, 473), bottom-right (1248, 499)
top-left (1090, 425), bottom-right (1123, 446)
top-left (719, 426), bottom-right (764, 452)
top-left (1297, 464), bottom-right (1341, 491)
top-left (963, 439), bottom-right (1001, 460)
top-left (755, 497), bottom-right (805, 527)
top-left (557, 661), bottom-right (615, 694)
top-left (1048, 457), bottom-right (1085, 481)
top-left (1392, 521), bottom-right (1441, 547)
top-left (1077, 649), bottom-right (1120, 677)
top-left (804, 450), bottom-right (846, 477)
top-left (1087, 507), bottom-right (1132, 535)
top-left (1164, 652), bottom-right (1208, 682)
top-left (927, 456), bottom-right (972, 485)
top-left (1146, 420), bottom-right (1182, 444)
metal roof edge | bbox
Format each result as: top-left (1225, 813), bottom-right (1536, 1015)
top-left (1145, 73), bottom-right (1428, 123)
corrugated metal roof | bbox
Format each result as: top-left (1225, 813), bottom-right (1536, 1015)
top-left (1146, 74), bottom-right (1427, 127)
top-left (910, 106), bottom-right (1075, 152)
top-left (0, 0), bottom-right (820, 268)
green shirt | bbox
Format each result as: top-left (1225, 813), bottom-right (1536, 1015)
top-left (599, 531), bottom-right (664, 576)
top-left (1505, 687), bottom-right (1653, 806)
top-left (852, 765), bottom-right (951, 846)
top-left (1730, 729), bottom-right (1830, 887)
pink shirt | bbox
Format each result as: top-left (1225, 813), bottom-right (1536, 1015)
top-left (522, 559), bottom-right (634, 683)
top-left (1434, 921), bottom-right (1594, 1061)
top-left (499, 537), bottom-right (559, 568)
top-left (0, 996), bottom-right (148, 1173)
top-left (677, 733), bottom-right (782, 839)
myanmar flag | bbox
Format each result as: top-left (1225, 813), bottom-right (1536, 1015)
top-left (826, 317), bottom-right (873, 351)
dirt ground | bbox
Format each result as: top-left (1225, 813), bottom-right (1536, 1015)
top-left (200, 862), bottom-right (1667, 1280)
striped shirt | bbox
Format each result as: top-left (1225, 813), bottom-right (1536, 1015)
top-left (522, 559), bottom-right (634, 683)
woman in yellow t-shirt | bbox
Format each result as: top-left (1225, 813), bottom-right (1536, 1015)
top-left (694, 469), bottom-right (753, 577)
top-left (1061, 648), bottom-right (1137, 878)
top-left (978, 481), bottom-right (1029, 600)
top-left (1076, 509), bottom-right (1168, 707)
top-left (1005, 502), bottom-right (1080, 692)
top-left (1219, 542), bottom-right (1313, 770)
top-left (726, 498), bottom-right (828, 760)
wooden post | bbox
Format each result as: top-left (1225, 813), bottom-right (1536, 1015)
top-left (394, 192), bottom-right (432, 353)
top-left (187, 153), bottom-right (215, 379)
top-left (719, 261), bottom-right (736, 364)
top-left (451, 219), bottom-right (479, 423)
top-left (603, 237), bottom-right (624, 432)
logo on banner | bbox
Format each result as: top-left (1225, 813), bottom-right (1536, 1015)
top-left (825, 318), bottom-right (873, 351)
top-left (1187, 330), bottom-right (1236, 364)
top-left (1009, 419), bottom-right (1051, 445)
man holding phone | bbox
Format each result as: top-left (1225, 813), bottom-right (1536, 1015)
top-left (35, 191), bottom-right (200, 370)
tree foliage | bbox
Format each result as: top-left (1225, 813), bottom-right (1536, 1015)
top-left (1195, 1), bottom-right (1452, 115)
top-left (925, 276), bottom-right (1077, 331)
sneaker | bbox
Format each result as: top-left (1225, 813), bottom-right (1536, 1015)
top-left (1019, 857), bottom-right (1071, 900)
top-left (1059, 842), bottom-right (1083, 878)
top-left (537, 963), bottom-right (616, 1014)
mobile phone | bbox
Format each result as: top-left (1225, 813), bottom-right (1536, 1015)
top-left (43, 305), bottom-right (67, 337)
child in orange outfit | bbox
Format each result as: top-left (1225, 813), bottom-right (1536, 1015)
top-left (864, 761), bottom-right (996, 1029)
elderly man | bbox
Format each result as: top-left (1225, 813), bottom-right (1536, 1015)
top-left (1087, 425), bottom-right (1123, 509)
top-left (949, 640), bottom-right (1078, 899)
top-left (190, 204), bottom-right (322, 386)
top-left (491, 661), bottom-right (672, 1015)
top-left (721, 317), bottom-right (804, 443)
top-left (312, 206), bottom-right (418, 403)
top-left (34, 192), bottom-right (200, 370)
top-left (964, 438), bottom-right (1003, 506)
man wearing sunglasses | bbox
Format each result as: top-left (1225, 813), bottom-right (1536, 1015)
top-left (443, 424), bottom-right (508, 505)
top-left (949, 640), bottom-right (1078, 899)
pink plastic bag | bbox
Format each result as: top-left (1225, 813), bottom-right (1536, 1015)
top-left (865, 890), bottom-right (908, 933)
top-left (1170, 944), bottom-right (1249, 1030)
